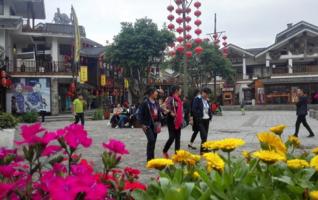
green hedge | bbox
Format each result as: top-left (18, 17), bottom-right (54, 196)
top-left (0, 113), bottom-right (17, 129)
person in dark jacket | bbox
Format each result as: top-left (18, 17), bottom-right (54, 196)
top-left (140, 87), bottom-right (162, 161)
top-left (163, 86), bottom-right (183, 158)
top-left (293, 89), bottom-right (315, 138)
top-left (188, 89), bottom-right (201, 150)
top-left (192, 88), bottom-right (212, 154)
top-left (183, 96), bottom-right (191, 127)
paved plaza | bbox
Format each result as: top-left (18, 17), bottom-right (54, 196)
top-left (32, 111), bottom-right (318, 182)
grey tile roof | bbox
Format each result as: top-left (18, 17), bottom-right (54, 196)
top-left (246, 48), bottom-right (267, 55)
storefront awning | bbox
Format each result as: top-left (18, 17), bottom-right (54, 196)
top-left (263, 77), bottom-right (318, 85)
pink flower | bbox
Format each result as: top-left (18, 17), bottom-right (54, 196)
top-left (16, 123), bottom-right (46, 145)
top-left (0, 183), bottom-right (15, 199)
top-left (41, 145), bottom-right (62, 157)
top-left (0, 165), bottom-right (15, 178)
top-left (103, 139), bottom-right (129, 155)
top-left (124, 167), bottom-right (140, 179)
top-left (63, 124), bottom-right (92, 149)
top-left (0, 148), bottom-right (17, 159)
top-left (71, 159), bottom-right (93, 176)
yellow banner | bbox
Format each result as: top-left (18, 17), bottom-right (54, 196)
top-left (124, 78), bottom-right (129, 89)
top-left (101, 75), bottom-right (106, 86)
top-left (72, 6), bottom-right (81, 63)
top-left (80, 66), bottom-right (88, 83)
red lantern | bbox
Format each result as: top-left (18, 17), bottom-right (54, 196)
top-left (6, 79), bottom-right (12, 88)
top-left (176, 8), bottom-right (183, 15)
top-left (223, 48), bottom-right (229, 54)
top-left (176, 36), bottom-right (184, 43)
top-left (176, 17), bottom-right (183, 24)
top-left (194, 1), bottom-right (202, 8)
top-left (195, 46), bottom-right (203, 54)
top-left (195, 28), bottom-right (202, 35)
top-left (185, 7), bottom-right (191, 14)
top-left (222, 35), bottom-right (228, 40)
top-left (185, 42), bottom-right (192, 49)
top-left (194, 19), bottom-right (202, 26)
top-left (194, 10), bottom-right (202, 17)
top-left (185, 34), bottom-right (192, 40)
top-left (213, 33), bottom-right (218, 39)
top-left (185, 16), bottom-right (191, 23)
top-left (223, 42), bottom-right (228, 46)
top-left (167, 14), bottom-right (175, 21)
top-left (168, 23), bottom-right (175, 30)
top-left (167, 5), bottom-right (174, 12)
top-left (176, 45), bottom-right (185, 53)
top-left (185, 51), bottom-right (193, 58)
top-left (185, 25), bottom-right (192, 32)
top-left (70, 82), bottom-right (76, 92)
top-left (176, 27), bottom-right (184, 34)
top-left (195, 38), bottom-right (203, 44)
top-left (1, 78), bottom-right (6, 87)
top-left (1, 71), bottom-right (6, 78)
top-left (175, 0), bottom-right (183, 5)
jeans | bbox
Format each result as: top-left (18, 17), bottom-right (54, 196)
top-left (74, 113), bottom-right (85, 126)
top-left (294, 115), bottom-right (314, 136)
top-left (118, 115), bottom-right (128, 128)
top-left (190, 118), bottom-right (199, 143)
top-left (145, 127), bottom-right (157, 161)
top-left (199, 119), bottom-right (210, 153)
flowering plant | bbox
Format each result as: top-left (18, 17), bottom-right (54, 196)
top-left (135, 124), bottom-right (318, 200)
top-left (0, 123), bottom-right (145, 200)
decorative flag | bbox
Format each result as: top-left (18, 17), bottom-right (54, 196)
top-left (80, 66), bottom-right (88, 83)
top-left (71, 6), bottom-right (81, 64)
top-left (124, 78), bottom-right (129, 89)
top-left (101, 75), bottom-right (106, 86)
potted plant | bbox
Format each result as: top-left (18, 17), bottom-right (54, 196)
top-left (0, 112), bottom-right (18, 148)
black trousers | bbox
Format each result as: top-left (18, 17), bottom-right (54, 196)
top-left (145, 127), bottom-right (157, 161)
top-left (190, 118), bottom-right (199, 143)
top-left (74, 113), bottom-right (85, 126)
top-left (199, 119), bottom-right (210, 153)
top-left (295, 115), bottom-right (314, 136)
top-left (163, 125), bottom-right (181, 154)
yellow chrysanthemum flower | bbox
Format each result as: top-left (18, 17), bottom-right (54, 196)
top-left (172, 150), bottom-right (201, 166)
top-left (253, 150), bottom-right (286, 164)
top-left (147, 158), bottom-right (173, 170)
top-left (217, 138), bottom-right (245, 152)
top-left (192, 171), bottom-right (200, 179)
top-left (312, 147), bottom-right (318, 155)
top-left (310, 156), bottom-right (318, 171)
top-left (242, 151), bottom-right (251, 160)
top-left (257, 132), bottom-right (287, 154)
top-left (288, 136), bottom-right (301, 148)
top-left (310, 191), bottom-right (318, 200)
top-left (203, 152), bottom-right (225, 172)
top-left (202, 141), bottom-right (221, 151)
top-left (269, 124), bottom-right (287, 135)
top-left (287, 159), bottom-right (309, 170)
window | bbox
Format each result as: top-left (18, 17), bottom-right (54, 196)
top-left (0, 0), bottom-right (4, 15)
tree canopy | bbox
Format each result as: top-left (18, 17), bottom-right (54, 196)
top-left (105, 18), bottom-right (175, 101)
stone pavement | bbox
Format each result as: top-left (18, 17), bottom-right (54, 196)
top-left (34, 111), bottom-right (318, 183)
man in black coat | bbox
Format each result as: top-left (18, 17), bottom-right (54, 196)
top-left (294, 89), bottom-right (315, 138)
top-left (192, 88), bottom-right (212, 154)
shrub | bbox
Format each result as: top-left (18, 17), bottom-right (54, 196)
top-left (92, 109), bottom-right (104, 120)
top-left (0, 113), bottom-right (17, 129)
top-left (21, 112), bottom-right (39, 123)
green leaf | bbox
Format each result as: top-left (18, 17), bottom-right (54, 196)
top-left (273, 176), bottom-right (294, 185)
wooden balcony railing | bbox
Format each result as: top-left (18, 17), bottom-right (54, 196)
top-left (7, 60), bottom-right (73, 75)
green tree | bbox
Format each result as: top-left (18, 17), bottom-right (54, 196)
top-left (166, 42), bottom-right (234, 96)
top-left (105, 18), bottom-right (174, 102)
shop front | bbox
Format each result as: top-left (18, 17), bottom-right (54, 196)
top-left (262, 77), bottom-right (318, 104)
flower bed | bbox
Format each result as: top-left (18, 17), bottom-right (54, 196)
top-left (0, 123), bottom-right (145, 199)
top-left (135, 124), bottom-right (318, 200)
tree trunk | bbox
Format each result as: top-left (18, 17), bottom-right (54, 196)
top-left (214, 73), bottom-right (217, 98)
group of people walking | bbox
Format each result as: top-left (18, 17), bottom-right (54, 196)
top-left (139, 86), bottom-right (213, 161)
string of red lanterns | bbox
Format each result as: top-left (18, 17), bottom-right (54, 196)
top-left (167, 0), bottom-right (204, 59)
top-left (0, 70), bottom-right (12, 89)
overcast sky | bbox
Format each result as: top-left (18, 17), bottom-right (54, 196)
top-left (43, 0), bottom-right (318, 49)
